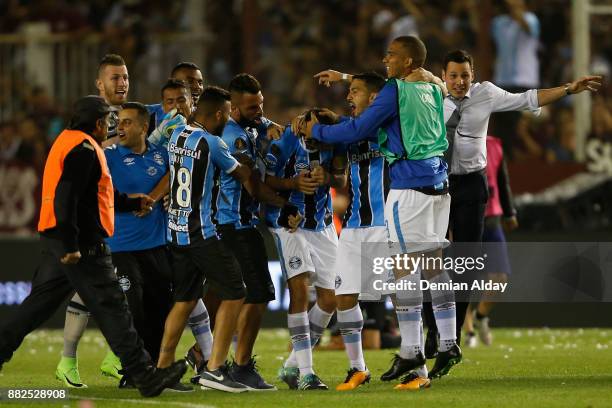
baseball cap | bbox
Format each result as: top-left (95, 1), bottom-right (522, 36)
top-left (72, 95), bottom-right (111, 120)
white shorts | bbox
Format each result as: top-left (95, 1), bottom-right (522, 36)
top-left (270, 224), bottom-right (338, 290)
top-left (385, 189), bottom-right (450, 255)
top-left (334, 226), bottom-right (393, 299)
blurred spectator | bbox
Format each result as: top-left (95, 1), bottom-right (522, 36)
top-left (545, 108), bottom-right (575, 163)
top-left (591, 95), bottom-right (612, 142)
top-left (490, 0), bottom-right (541, 159)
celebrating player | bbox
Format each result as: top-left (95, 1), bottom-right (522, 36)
top-left (266, 112), bottom-right (348, 390)
top-left (301, 36), bottom-right (460, 388)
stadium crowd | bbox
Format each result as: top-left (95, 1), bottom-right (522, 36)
top-left (1, 0), bottom-right (611, 178)
top-left (0, 0), bottom-right (607, 399)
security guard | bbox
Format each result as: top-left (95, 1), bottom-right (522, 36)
top-left (0, 95), bottom-right (186, 398)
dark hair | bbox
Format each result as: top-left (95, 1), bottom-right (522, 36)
top-left (121, 101), bottom-right (149, 124)
top-left (171, 62), bottom-right (201, 77)
top-left (97, 54), bottom-right (126, 77)
top-left (228, 73), bottom-right (261, 95)
top-left (161, 78), bottom-right (189, 98)
top-left (392, 36), bottom-right (427, 68)
top-left (352, 72), bottom-right (386, 93)
top-left (195, 86), bottom-right (231, 115)
top-left (443, 50), bottom-right (474, 71)
top-left (306, 108), bottom-right (336, 126)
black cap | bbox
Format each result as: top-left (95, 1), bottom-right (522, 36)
top-left (72, 95), bottom-right (111, 120)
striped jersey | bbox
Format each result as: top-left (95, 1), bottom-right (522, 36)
top-left (167, 124), bottom-right (239, 246)
top-left (264, 127), bottom-right (334, 231)
top-left (108, 106), bottom-right (120, 138)
top-left (340, 136), bottom-right (389, 228)
top-left (215, 118), bottom-right (260, 228)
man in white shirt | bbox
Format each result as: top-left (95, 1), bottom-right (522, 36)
top-left (422, 49), bottom-right (602, 357)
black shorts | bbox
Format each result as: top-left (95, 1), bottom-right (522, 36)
top-left (217, 225), bottom-right (275, 304)
top-left (169, 237), bottom-right (246, 302)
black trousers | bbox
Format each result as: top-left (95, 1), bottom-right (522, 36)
top-left (423, 171), bottom-right (488, 345)
top-left (112, 246), bottom-right (173, 363)
top-left (0, 237), bottom-right (151, 374)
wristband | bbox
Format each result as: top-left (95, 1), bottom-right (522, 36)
top-left (342, 73), bottom-right (349, 81)
top-left (564, 83), bottom-right (572, 96)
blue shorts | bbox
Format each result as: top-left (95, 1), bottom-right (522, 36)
top-left (482, 222), bottom-right (511, 275)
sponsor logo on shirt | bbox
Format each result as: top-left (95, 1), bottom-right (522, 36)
top-left (123, 157), bottom-right (136, 166)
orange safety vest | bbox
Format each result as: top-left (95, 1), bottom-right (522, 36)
top-left (38, 129), bottom-right (115, 236)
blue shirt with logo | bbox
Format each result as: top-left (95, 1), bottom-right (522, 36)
top-left (215, 118), bottom-right (259, 228)
top-left (104, 142), bottom-right (169, 252)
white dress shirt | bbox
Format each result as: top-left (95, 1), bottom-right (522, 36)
top-left (443, 81), bottom-right (540, 175)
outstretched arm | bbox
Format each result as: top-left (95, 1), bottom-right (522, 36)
top-left (537, 75), bottom-right (602, 106)
top-left (314, 70), bottom-right (354, 87)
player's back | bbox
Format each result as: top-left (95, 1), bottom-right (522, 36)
top-left (167, 125), bottom-right (221, 246)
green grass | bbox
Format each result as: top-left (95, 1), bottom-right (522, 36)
top-left (1, 328), bottom-right (611, 407)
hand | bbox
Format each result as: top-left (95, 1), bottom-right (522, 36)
top-left (278, 203), bottom-right (302, 231)
top-left (302, 112), bottom-right (319, 140)
top-left (315, 108), bottom-right (339, 124)
top-left (404, 67), bottom-right (434, 83)
top-left (314, 70), bottom-right (346, 87)
top-left (148, 109), bottom-right (186, 147)
top-left (266, 122), bottom-right (284, 140)
top-left (287, 213), bottom-right (303, 233)
top-left (162, 194), bottom-right (170, 211)
top-left (291, 114), bottom-right (306, 137)
top-left (291, 171), bottom-right (319, 194)
top-left (233, 152), bottom-right (256, 168)
top-left (310, 165), bottom-right (328, 186)
top-left (568, 75), bottom-right (603, 94)
top-left (61, 251), bottom-right (81, 265)
top-left (502, 215), bottom-right (519, 232)
top-left (129, 193), bottom-right (155, 217)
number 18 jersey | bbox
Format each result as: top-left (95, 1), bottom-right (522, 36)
top-left (167, 124), bottom-right (239, 246)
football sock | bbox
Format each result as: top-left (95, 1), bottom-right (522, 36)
top-left (337, 304), bottom-right (366, 371)
top-left (187, 299), bottom-right (213, 361)
top-left (285, 303), bottom-right (334, 368)
top-left (415, 322), bottom-right (428, 378)
top-left (395, 273), bottom-right (423, 359)
top-left (287, 312), bottom-right (314, 376)
top-left (63, 294), bottom-right (89, 358)
top-left (308, 303), bottom-right (333, 347)
top-left (429, 271), bottom-right (457, 352)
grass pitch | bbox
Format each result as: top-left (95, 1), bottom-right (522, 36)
top-left (1, 328), bottom-right (611, 408)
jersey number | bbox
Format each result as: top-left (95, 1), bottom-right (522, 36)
top-left (172, 167), bottom-right (192, 207)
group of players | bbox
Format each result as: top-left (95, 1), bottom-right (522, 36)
top-left (4, 32), bottom-right (602, 397)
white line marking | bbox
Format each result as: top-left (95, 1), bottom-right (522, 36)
top-left (69, 395), bottom-right (216, 408)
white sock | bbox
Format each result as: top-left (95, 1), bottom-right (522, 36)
top-left (395, 273), bottom-right (423, 359)
top-left (63, 293), bottom-right (89, 358)
top-left (285, 303), bottom-right (333, 368)
top-left (188, 299), bottom-right (213, 361)
top-left (414, 322), bottom-right (428, 378)
top-left (287, 312), bottom-right (313, 376)
top-left (429, 272), bottom-right (457, 352)
top-left (308, 303), bottom-right (333, 347)
top-left (337, 304), bottom-right (366, 371)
